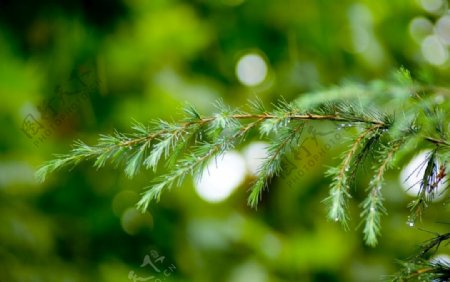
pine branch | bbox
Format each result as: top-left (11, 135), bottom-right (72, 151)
top-left (137, 116), bottom-right (262, 211)
top-left (390, 259), bottom-right (450, 282)
top-left (407, 149), bottom-right (442, 222)
top-left (248, 121), bottom-right (305, 207)
top-left (389, 231), bottom-right (450, 281)
top-left (360, 139), bottom-right (404, 246)
top-left (323, 124), bottom-right (385, 229)
top-left (36, 77), bottom-right (450, 249)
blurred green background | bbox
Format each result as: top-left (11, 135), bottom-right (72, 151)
top-left (1, 0), bottom-right (450, 281)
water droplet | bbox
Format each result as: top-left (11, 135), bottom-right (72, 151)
top-left (334, 217), bottom-right (339, 222)
top-left (337, 123), bottom-right (347, 130)
top-left (344, 166), bottom-right (349, 172)
top-left (406, 217), bottom-right (415, 227)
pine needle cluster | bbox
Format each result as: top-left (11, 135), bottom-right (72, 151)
top-left (389, 231), bottom-right (450, 281)
top-left (36, 69), bottom-right (449, 251)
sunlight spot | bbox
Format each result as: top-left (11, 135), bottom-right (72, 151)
top-left (260, 233), bottom-right (281, 260)
top-left (120, 208), bottom-right (153, 235)
top-left (420, 0), bottom-right (443, 13)
top-left (350, 26), bottom-right (371, 53)
top-left (228, 260), bottom-right (269, 282)
top-left (236, 53), bottom-right (268, 86)
top-left (435, 94), bottom-right (445, 104)
top-left (20, 102), bottom-right (41, 120)
top-left (435, 15), bottom-right (450, 45)
top-left (347, 4), bottom-right (372, 53)
top-left (348, 3), bottom-right (373, 27)
top-left (0, 161), bottom-right (35, 187)
top-left (421, 35), bottom-right (448, 65)
top-left (242, 142), bottom-right (269, 176)
top-left (194, 151), bottom-right (246, 203)
top-left (408, 17), bottom-right (434, 43)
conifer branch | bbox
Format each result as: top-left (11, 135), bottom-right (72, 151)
top-left (324, 124), bottom-right (385, 229)
top-left (36, 76), bottom-right (450, 251)
top-left (137, 115), bottom-right (263, 211)
top-left (390, 231), bottom-right (450, 281)
top-left (425, 137), bottom-right (450, 147)
top-left (360, 139), bottom-right (404, 246)
top-left (248, 121), bottom-right (305, 207)
top-left (406, 147), bottom-right (449, 225)
top-left (391, 259), bottom-right (450, 282)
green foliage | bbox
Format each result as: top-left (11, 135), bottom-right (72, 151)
top-left (248, 120), bottom-right (305, 208)
top-left (390, 232), bottom-right (450, 281)
top-left (36, 75), bottom-right (450, 254)
top-left (4, 0), bottom-right (450, 280)
top-left (360, 139), bottom-right (405, 246)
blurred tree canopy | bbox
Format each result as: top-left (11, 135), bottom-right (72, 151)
top-left (1, 0), bottom-right (449, 281)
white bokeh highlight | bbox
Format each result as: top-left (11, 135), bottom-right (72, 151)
top-left (409, 17), bottom-right (434, 43)
top-left (436, 15), bottom-right (450, 45)
top-left (348, 4), bottom-right (373, 54)
top-left (421, 35), bottom-right (448, 65)
top-left (236, 53), bottom-right (268, 86)
top-left (242, 141), bottom-right (269, 176)
top-left (194, 151), bottom-right (247, 203)
top-left (420, 0), bottom-right (444, 12)
top-left (350, 26), bottom-right (371, 53)
top-left (399, 150), bottom-right (446, 201)
top-left (228, 260), bottom-right (269, 282)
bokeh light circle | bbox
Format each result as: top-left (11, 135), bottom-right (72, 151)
top-left (408, 17), bottom-right (434, 43)
top-left (242, 141), bottom-right (269, 176)
top-left (421, 35), bottom-right (448, 65)
top-left (194, 151), bottom-right (247, 203)
top-left (435, 15), bottom-right (450, 45)
top-left (236, 53), bottom-right (268, 86)
top-left (420, 0), bottom-right (444, 12)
